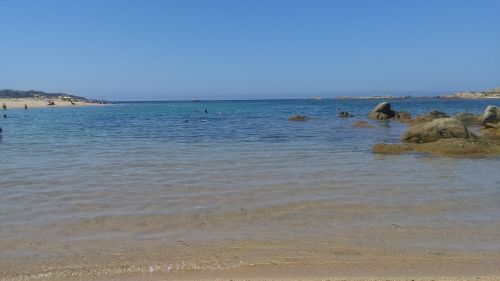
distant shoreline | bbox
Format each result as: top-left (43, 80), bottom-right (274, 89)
top-left (336, 88), bottom-right (500, 100)
top-left (0, 97), bottom-right (109, 109)
top-left (0, 89), bottom-right (110, 108)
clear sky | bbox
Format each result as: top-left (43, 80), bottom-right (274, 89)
top-left (1, 0), bottom-right (499, 100)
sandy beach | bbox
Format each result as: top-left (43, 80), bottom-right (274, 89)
top-left (0, 98), bottom-right (106, 109)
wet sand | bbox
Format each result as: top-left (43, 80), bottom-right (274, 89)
top-left (2, 200), bottom-right (499, 280)
top-left (2, 242), bottom-right (499, 281)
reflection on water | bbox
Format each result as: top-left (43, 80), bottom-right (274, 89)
top-left (0, 99), bottom-right (499, 278)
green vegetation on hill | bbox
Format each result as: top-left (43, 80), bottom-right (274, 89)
top-left (0, 89), bottom-right (89, 102)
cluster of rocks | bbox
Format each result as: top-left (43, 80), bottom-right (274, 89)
top-left (287, 102), bottom-right (500, 155)
top-left (370, 102), bottom-right (500, 155)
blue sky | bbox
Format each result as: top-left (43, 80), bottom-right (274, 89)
top-left (1, 0), bottom-right (499, 100)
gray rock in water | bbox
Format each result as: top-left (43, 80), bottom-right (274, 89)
top-left (402, 118), bottom-right (477, 143)
top-left (368, 102), bottom-right (396, 120)
top-left (481, 105), bottom-right (498, 126)
top-left (372, 102), bottom-right (391, 114)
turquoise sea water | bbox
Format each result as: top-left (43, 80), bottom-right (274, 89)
top-left (1, 99), bottom-right (500, 278)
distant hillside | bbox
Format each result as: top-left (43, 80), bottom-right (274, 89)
top-left (440, 87), bottom-right (500, 99)
top-left (0, 89), bottom-right (90, 102)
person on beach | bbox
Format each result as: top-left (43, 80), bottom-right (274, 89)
top-left (25, 104), bottom-right (28, 109)
top-left (2, 103), bottom-right (6, 110)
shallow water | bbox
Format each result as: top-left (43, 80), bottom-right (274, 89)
top-left (1, 99), bottom-right (500, 279)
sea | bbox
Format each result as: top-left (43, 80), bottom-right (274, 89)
top-left (1, 98), bottom-right (500, 279)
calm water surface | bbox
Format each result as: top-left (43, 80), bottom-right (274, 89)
top-left (1, 99), bottom-right (500, 278)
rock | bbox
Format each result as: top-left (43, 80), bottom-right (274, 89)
top-left (368, 102), bottom-right (411, 121)
top-left (373, 143), bottom-right (411, 154)
top-left (368, 112), bottom-right (390, 120)
top-left (402, 118), bottom-right (477, 143)
top-left (453, 112), bottom-right (480, 123)
top-left (368, 102), bottom-right (396, 120)
top-left (480, 105), bottom-right (498, 126)
top-left (373, 138), bottom-right (497, 155)
top-left (481, 125), bottom-right (500, 146)
top-left (484, 123), bottom-right (500, 129)
top-left (411, 110), bottom-right (449, 124)
top-left (352, 121), bottom-right (374, 128)
top-left (393, 111), bottom-right (411, 120)
top-left (288, 115), bottom-right (309, 121)
top-left (338, 111), bottom-right (353, 118)
top-left (372, 102), bottom-right (392, 114)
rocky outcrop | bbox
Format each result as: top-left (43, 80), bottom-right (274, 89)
top-left (402, 118), bottom-right (477, 143)
top-left (393, 111), bottom-right (411, 121)
top-left (453, 112), bottom-right (480, 124)
top-left (410, 110), bottom-right (449, 124)
top-left (288, 115), bottom-right (309, 121)
top-left (482, 127), bottom-right (500, 140)
top-left (373, 138), bottom-right (497, 155)
top-left (372, 106), bottom-right (500, 156)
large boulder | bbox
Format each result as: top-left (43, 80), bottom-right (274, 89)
top-left (411, 110), bottom-right (449, 124)
top-left (480, 105), bottom-right (498, 126)
top-left (402, 118), bottom-right (477, 143)
top-left (368, 102), bottom-right (396, 120)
